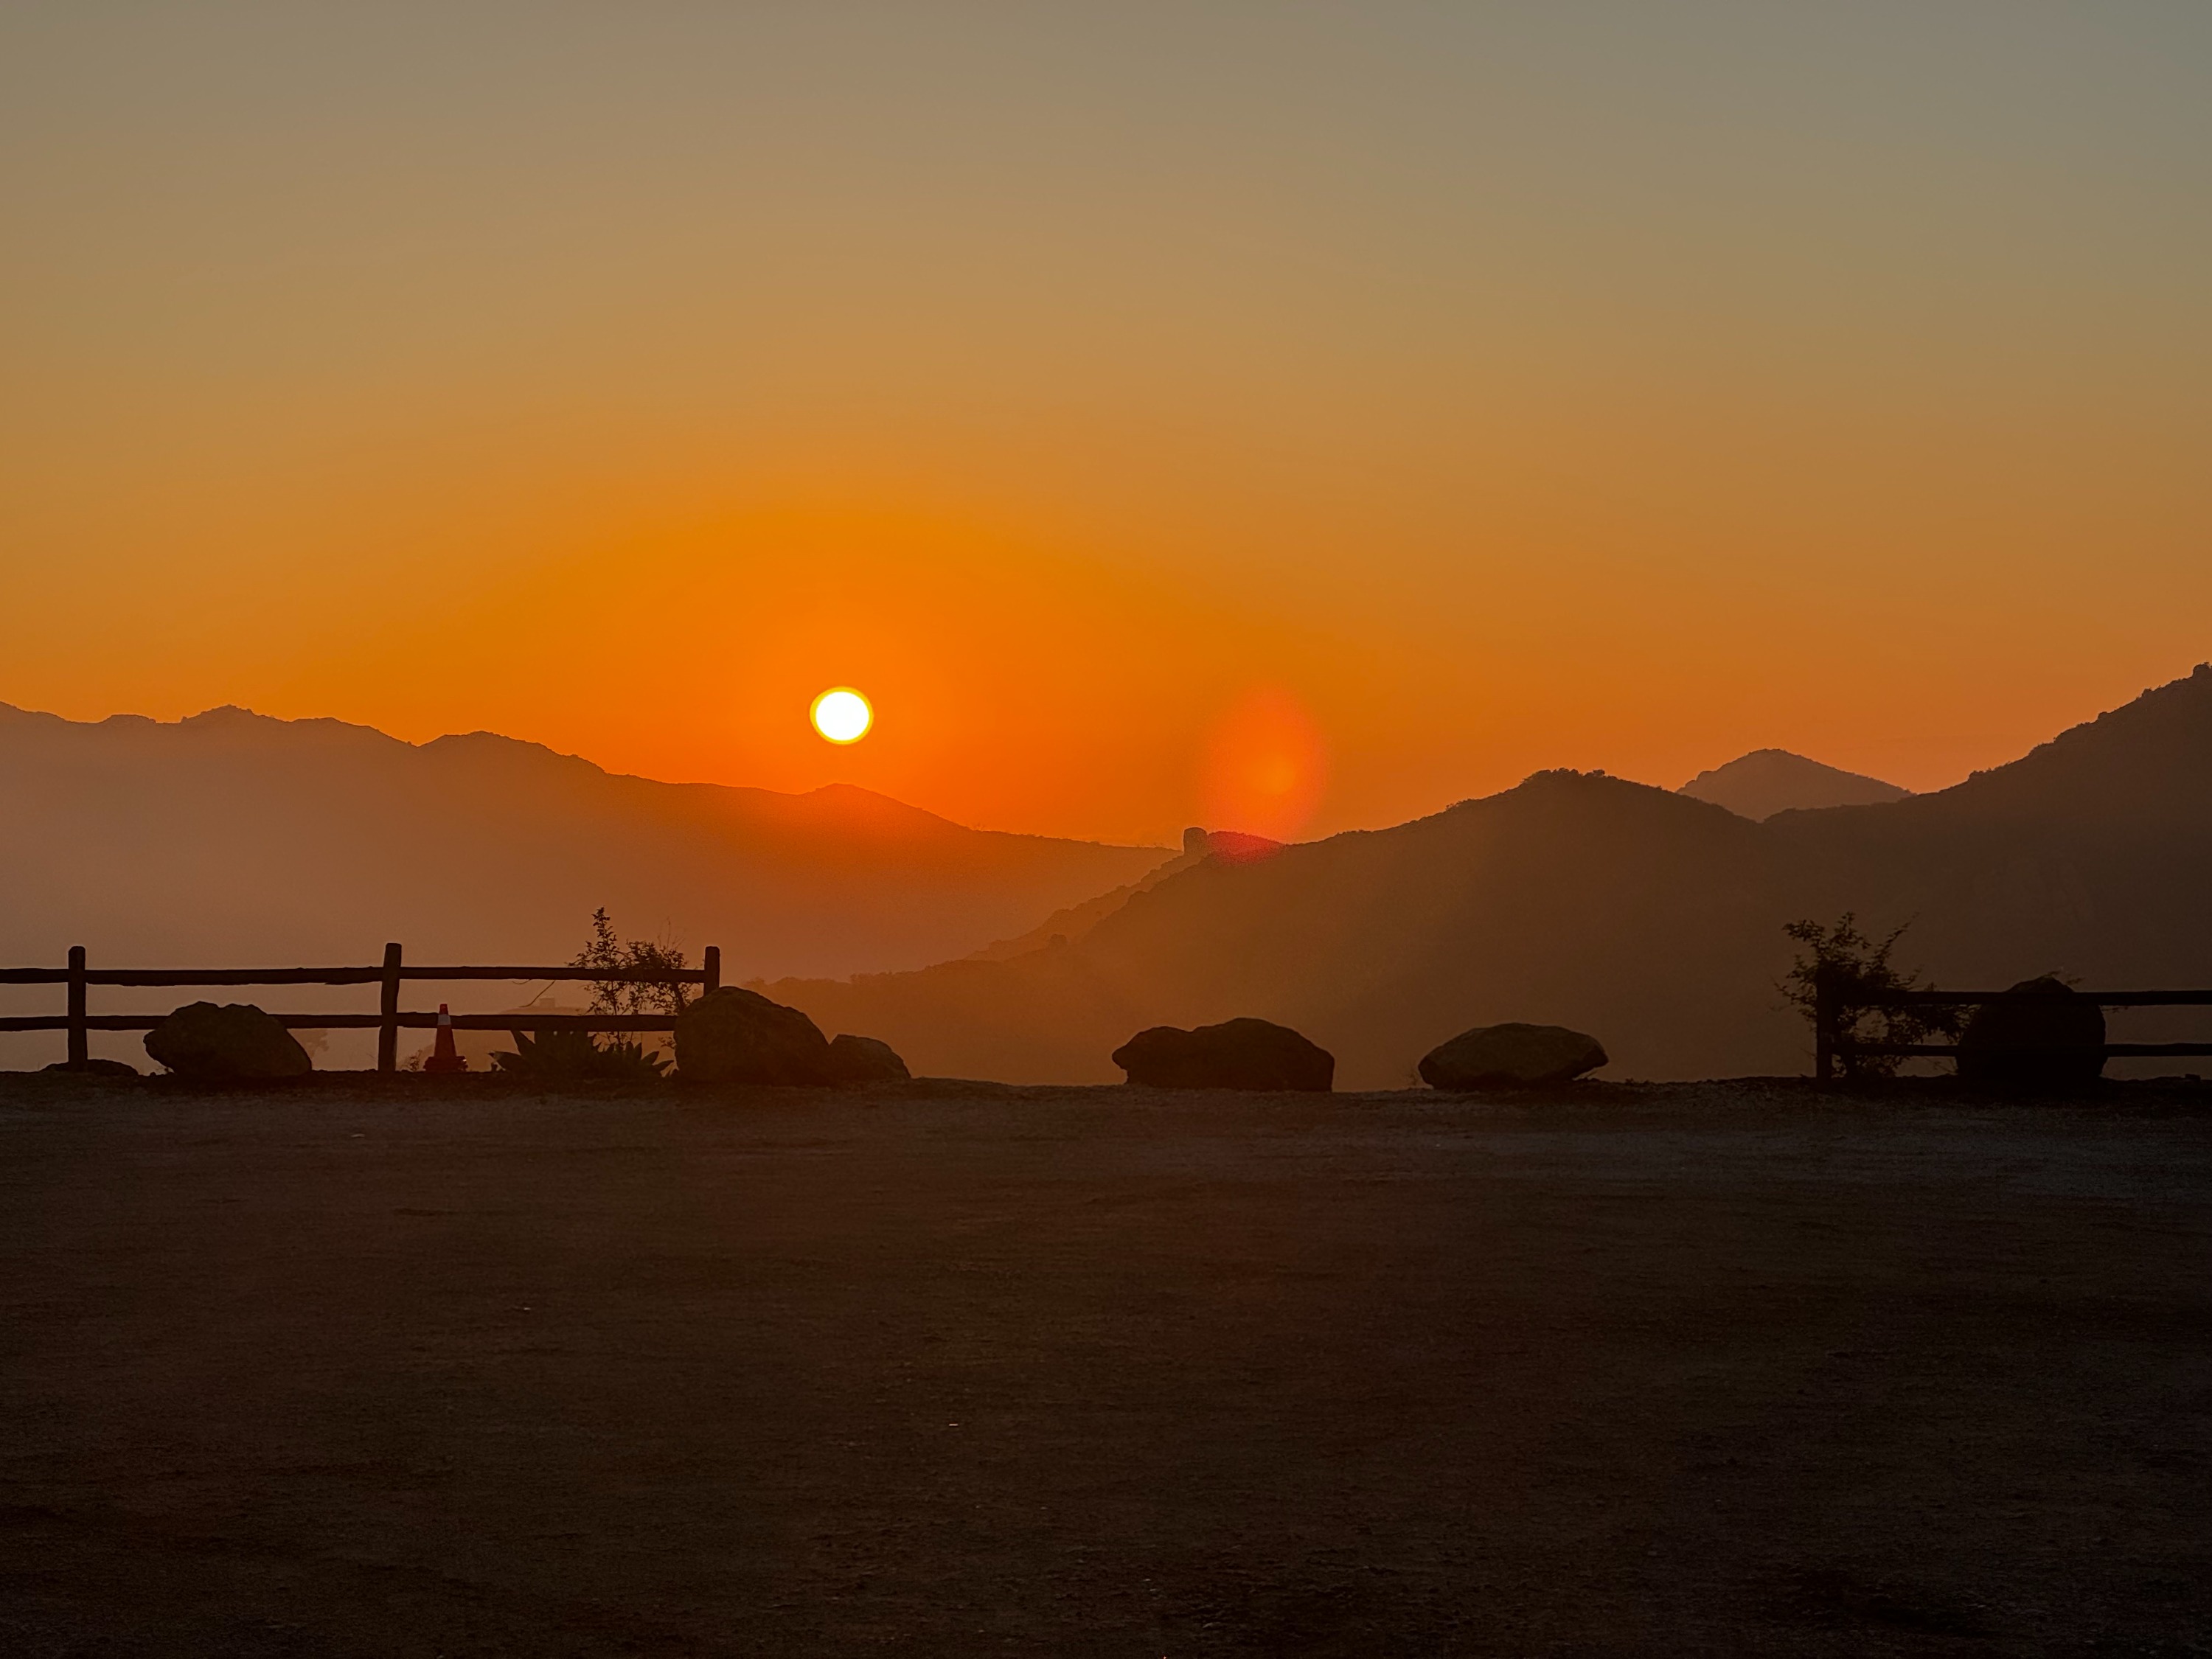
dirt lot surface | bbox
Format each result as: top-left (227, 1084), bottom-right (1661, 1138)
top-left (2, 1074), bottom-right (2208, 1657)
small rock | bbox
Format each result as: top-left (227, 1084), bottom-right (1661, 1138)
top-left (1419, 1023), bottom-right (1607, 1089)
top-left (675, 987), bottom-right (835, 1085)
top-left (42, 1058), bottom-right (140, 1079)
top-left (825, 1033), bottom-right (911, 1085)
top-left (144, 1003), bottom-right (313, 1082)
top-left (1956, 976), bottom-right (2105, 1090)
top-left (1111, 1018), bottom-right (1334, 1091)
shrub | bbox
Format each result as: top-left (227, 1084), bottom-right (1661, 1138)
top-left (490, 1028), bottom-right (668, 1082)
top-left (1781, 914), bottom-right (1959, 1079)
top-left (574, 908), bottom-right (693, 1022)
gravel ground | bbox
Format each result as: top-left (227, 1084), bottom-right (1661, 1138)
top-left (1, 1072), bottom-right (2208, 1656)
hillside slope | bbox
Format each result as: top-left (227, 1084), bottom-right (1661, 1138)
top-left (0, 704), bottom-right (1168, 977)
top-left (770, 775), bottom-right (1792, 1086)
top-left (1765, 664), bottom-right (2212, 990)
top-left (773, 667), bottom-right (2212, 1085)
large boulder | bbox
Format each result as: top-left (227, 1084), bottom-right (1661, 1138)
top-left (143, 1002), bottom-right (313, 1082)
top-left (1111, 1018), bottom-right (1334, 1091)
top-left (675, 987), bottom-right (835, 1085)
top-left (825, 1033), bottom-right (911, 1086)
top-left (1956, 976), bottom-right (2106, 1090)
top-left (1419, 1023), bottom-right (1608, 1090)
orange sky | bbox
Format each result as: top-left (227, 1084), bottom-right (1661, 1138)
top-left (3, 6), bottom-right (2208, 845)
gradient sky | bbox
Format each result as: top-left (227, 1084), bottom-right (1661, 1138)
top-left (3, 3), bottom-right (2208, 844)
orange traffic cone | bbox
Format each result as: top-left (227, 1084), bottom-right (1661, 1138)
top-left (423, 1004), bottom-right (467, 1073)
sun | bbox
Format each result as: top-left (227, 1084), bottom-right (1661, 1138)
top-left (810, 686), bottom-right (872, 744)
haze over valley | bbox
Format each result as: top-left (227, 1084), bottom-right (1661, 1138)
top-left (0, 701), bottom-right (1166, 1065)
top-left (10, 668), bottom-right (2208, 1085)
top-left (762, 667), bottom-right (2212, 1085)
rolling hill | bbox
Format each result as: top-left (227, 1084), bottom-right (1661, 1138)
top-left (768, 666), bottom-right (2212, 1085)
top-left (13, 668), bottom-right (2210, 1085)
top-left (0, 703), bottom-right (1169, 978)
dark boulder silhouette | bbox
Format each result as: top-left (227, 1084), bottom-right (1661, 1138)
top-left (41, 1057), bottom-right (139, 1079)
top-left (1112, 1018), bottom-right (1333, 1091)
top-left (1419, 1023), bottom-right (1608, 1089)
top-left (675, 987), bottom-right (835, 1085)
top-left (826, 1033), bottom-right (910, 1085)
top-left (143, 1002), bottom-right (312, 1081)
top-left (1956, 976), bottom-right (2106, 1090)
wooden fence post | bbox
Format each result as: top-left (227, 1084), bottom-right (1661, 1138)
top-left (703, 945), bottom-right (720, 995)
top-left (1814, 963), bottom-right (1837, 1084)
top-left (66, 945), bottom-right (88, 1070)
top-left (378, 942), bottom-right (403, 1074)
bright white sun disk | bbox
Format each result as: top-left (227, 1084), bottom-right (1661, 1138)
top-left (811, 687), bottom-right (872, 743)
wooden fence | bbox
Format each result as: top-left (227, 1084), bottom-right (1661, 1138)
top-left (1815, 975), bottom-right (2212, 1080)
top-left (1, 944), bottom-right (720, 1073)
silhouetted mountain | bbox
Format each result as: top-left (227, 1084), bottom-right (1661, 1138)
top-left (768, 773), bottom-right (1790, 1085)
top-left (1764, 664), bottom-right (2212, 992)
top-left (961, 827), bottom-right (1283, 961)
top-left (769, 667), bottom-right (2212, 1085)
top-left (0, 704), bottom-right (1168, 978)
top-left (1680, 748), bottom-right (1909, 819)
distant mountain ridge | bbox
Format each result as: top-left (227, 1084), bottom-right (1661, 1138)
top-left (0, 703), bottom-right (1169, 981)
top-left (1680, 748), bottom-right (1910, 820)
top-left (766, 667), bottom-right (2212, 1085)
top-left (962, 827), bottom-right (1285, 962)
top-left (13, 670), bottom-right (2211, 1085)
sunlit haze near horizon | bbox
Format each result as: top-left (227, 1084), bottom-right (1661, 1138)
top-left (4, 4), bottom-right (2208, 845)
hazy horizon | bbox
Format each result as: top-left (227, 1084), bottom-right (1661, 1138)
top-left (0, 671), bottom-right (2117, 848)
top-left (16, 663), bottom-right (2211, 1086)
top-left (6, 4), bottom-right (2209, 844)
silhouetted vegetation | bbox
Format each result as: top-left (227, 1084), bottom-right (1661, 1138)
top-left (1781, 914), bottom-right (1959, 1078)
top-left (575, 908), bottom-right (692, 1020)
top-left (490, 1027), bottom-right (668, 1082)
top-left (478, 910), bottom-right (695, 1079)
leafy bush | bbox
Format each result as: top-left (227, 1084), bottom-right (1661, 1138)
top-left (574, 908), bottom-right (692, 1020)
top-left (1781, 914), bottom-right (1960, 1079)
top-left (490, 1028), bottom-right (668, 1082)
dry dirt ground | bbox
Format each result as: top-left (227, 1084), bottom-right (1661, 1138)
top-left (1, 1074), bottom-right (2208, 1657)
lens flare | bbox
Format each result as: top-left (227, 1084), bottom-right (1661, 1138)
top-left (811, 687), bottom-right (872, 744)
top-left (1199, 686), bottom-right (1327, 841)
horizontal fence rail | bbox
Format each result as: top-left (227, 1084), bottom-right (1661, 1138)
top-left (1, 965), bottom-right (718, 987)
top-left (10, 944), bottom-right (721, 1073)
top-left (1815, 973), bottom-right (2212, 1080)
top-left (0, 1013), bottom-right (695, 1034)
top-left (1869, 989), bottom-right (2212, 1009)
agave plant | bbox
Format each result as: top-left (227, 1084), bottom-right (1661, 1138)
top-left (491, 1027), bottom-right (669, 1082)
